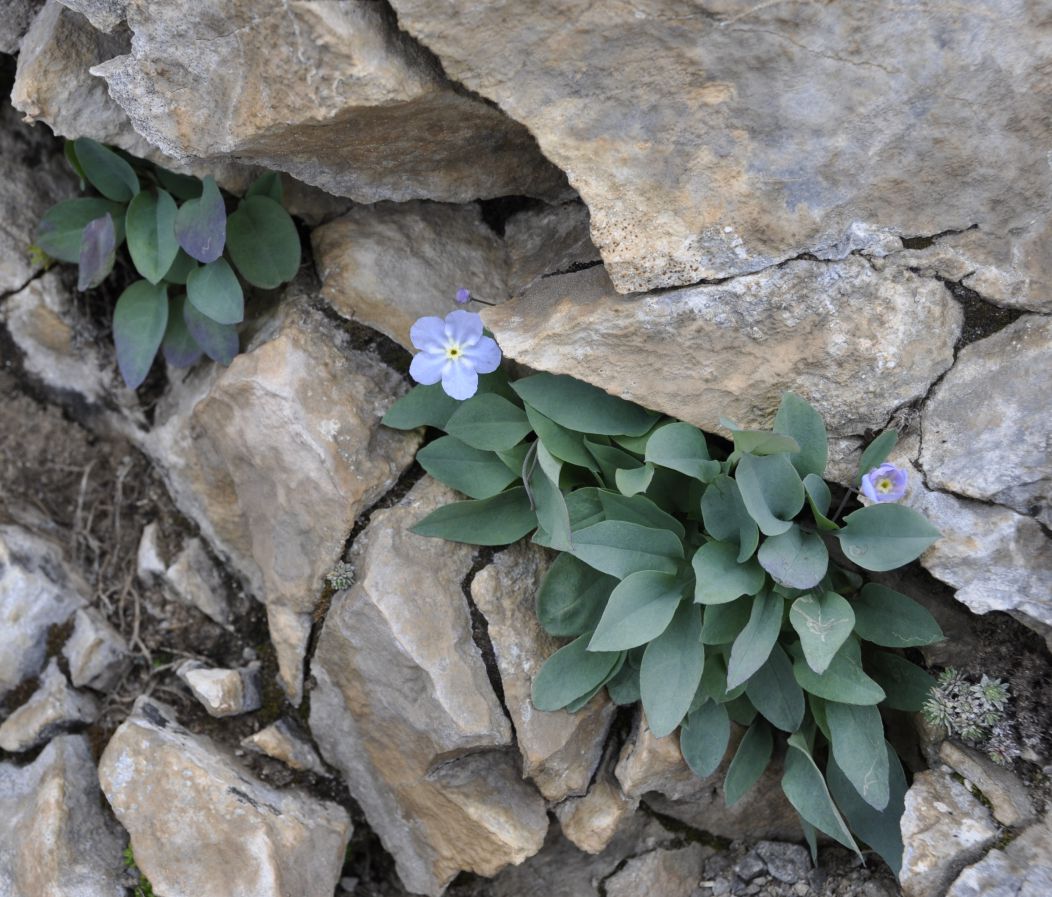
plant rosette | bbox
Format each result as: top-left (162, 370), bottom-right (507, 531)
top-left (386, 316), bottom-right (944, 875)
top-left (34, 140), bottom-right (301, 389)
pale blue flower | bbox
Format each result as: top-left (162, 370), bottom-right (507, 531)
top-left (409, 310), bottom-right (501, 400)
top-left (861, 462), bottom-right (908, 502)
top-left (455, 287), bottom-right (471, 304)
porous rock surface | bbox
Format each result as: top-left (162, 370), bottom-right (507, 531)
top-left (309, 477), bottom-right (548, 896)
top-left (99, 697), bottom-right (351, 897)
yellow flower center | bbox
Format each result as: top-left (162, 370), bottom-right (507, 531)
top-left (446, 345), bottom-right (461, 359)
top-left (877, 478), bottom-right (893, 493)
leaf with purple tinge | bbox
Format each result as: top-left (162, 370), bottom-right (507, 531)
top-left (162, 295), bottom-right (203, 368)
top-left (175, 176), bottom-right (226, 263)
top-left (183, 298), bottom-right (238, 364)
top-left (77, 214), bottom-right (116, 291)
top-left (113, 280), bottom-right (168, 389)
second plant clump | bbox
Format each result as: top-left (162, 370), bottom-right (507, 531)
top-left (384, 355), bottom-right (944, 875)
top-left (34, 138), bottom-right (302, 388)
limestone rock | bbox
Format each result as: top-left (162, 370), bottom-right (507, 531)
top-left (99, 697), bottom-right (351, 897)
top-left (241, 719), bottom-right (327, 776)
top-left (177, 661), bottom-right (261, 718)
top-left (91, 0), bottom-right (567, 204)
top-left (162, 537), bottom-right (232, 627)
top-left (616, 715), bottom-right (801, 841)
top-left (309, 477), bottom-right (547, 896)
top-left (503, 202), bottom-right (599, 295)
top-left (939, 742), bottom-right (1036, 829)
top-left (753, 841), bottom-right (811, 885)
top-left (57, 0), bottom-right (125, 31)
top-left (471, 542), bottom-right (615, 801)
top-left (62, 607), bottom-right (129, 691)
top-left (899, 770), bottom-right (999, 897)
top-left (135, 521), bottom-right (166, 582)
top-left (484, 260), bottom-right (961, 460)
top-left (0, 523), bottom-right (86, 700)
top-left (0, 659), bottom-right (97, 752)
top-left (945, 812), bottom-right (1052, 897)
top-left (605, 844), bottom-right (709, 897)
top-left (390, 0), bottom-right (1052, 294)
top-left (0, 0), bottom-right (44, 52)
top-left (143, 291), bottom-right (420, 702)
top-left (0, 98), bottom-right (77, 293)
top-left (0, 735), bottom-right (125, 897)
top-left (921, 315), bottom-right (1052, 526)
top-left (554, 768), bottom-right (638, 855)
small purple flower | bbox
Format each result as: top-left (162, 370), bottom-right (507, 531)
top-left (409, 310), bottom-right (501, 400)
top-left (455, 287), bottom-right (471, 304)
top-left (861, 462), bottom-right (908, 502)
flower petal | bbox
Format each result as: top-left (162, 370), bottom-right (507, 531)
top-left (409, 350), bottom-right (446, 386)
top-left (461, 335), bottom-right (501, 374)
top-left (860, 473), bottom-right (879, 502)
top-left (442, 359), bottom-right (479, 400)
top-left (410, 316), bottom-right (447, 352)
top-left (444, 309), bottom-right (484, 346)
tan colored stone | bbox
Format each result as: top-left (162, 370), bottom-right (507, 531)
top-left (242, 719), bottom-right (327, 776)
top-left (0, 659), bottom-right (98, 752)
top-left (62, 606), bottom-right (129, 691)
top-left (900, 770), bottom-right (999, 897)
top-left (605, 844), bottom-right (709, 897)
top-left (143, 289), bottom-right (420, 702)
top-left (177, 662), bottom-right (261, 718)
top-left (471, 543), bottom-right (615, 801)
top-left (162, 537), bottom-right (231, 627)
top-left (100, 697), bottom-right (351, 897)
top-left (309, 478), bottom-right (547, 896)
top-left (0, 735), bottom-right (125, 897)
top-left (91, 0), bottom-right (567, 204)
top-left (555, 769), bottom-right (638, 855)
top-left (390, 0), bottom-right (1052, 294)
top-left (57, 0), bottom-right (125, 31)
top-left (939, 741), bottom-right (1036, 829)
top-left (485, 259), bottom-right (961, 464)
top-left (945, 812), bottom-right (1052, 897)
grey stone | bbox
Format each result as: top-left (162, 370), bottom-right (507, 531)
top-left (91, 0), bottom-right (567, 204)
top-left (177, 661), bottom-right (261, 718)
top-left (241, 719), bottom-right (327, 776)
top-left (939, 741), bottom-right (1036, 829)
top-left (554, 765), bottom-right (638, 855)
top-left (142, 289), bottom-right (420, 703)
top-left (0, 0), bottom-right (44, 53)
top-left (921, 315), bottom-right (1052, 526)
top-left (135, 521), bottom-right (167, 582)
top-left (899, 770), bottom-right (999, 897)
top-left (471, 542), bottom-right (615, 802)
top-left (0, 735), bottom-right (125, 897)
top-left (309, 477), bottom-right (547, 896)
top-left (162, 537), bottom-right (232, 627)
top-left (57, 0), bottom-right (125, 31)
top-left (389, 0), bottom-right (1052, 294)
top-left (735, 853), bottom-right (766, 883)
top-left (945, 812), bottom-right (1052, 897)
top-left (0, 658), bottom-right (97, 752)
top-left (754, 841), bottom-right (811, 885)
top-left (0, 523), bottom-right (86, 701)
top-left (99, 697), bottom-right (351, 897)
top-left (483, 260), bottom-right (961, 471)
top-left (605, 844), bottom-right (710, 897)
top-left (62, 606), bottom-right (129, 691)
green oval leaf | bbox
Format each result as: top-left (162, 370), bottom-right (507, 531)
top-left (724, 719), bottom-right (773, 806)
top-left (532, 634), bottom-right (623, 711)
top-left (835, 504), bottom-right (941, 572)
top-left (245, 170), bottom-right (283, 204)
top-left (774, 392), bottom-right (828, 478)
top-left (186, 258), bottom-right (244, 325)
top-left (700, 598), bottom-right (751, 646)
top-left (126, 189), bottom-right (180, 284)
top-left (183, 300), bottom-right (239, 364)
top-left (645, 422), bottom-right (720, 482)
top-left (589, 570), bottom-right (685, 651)
top-left (596, 491), bottom-right (686, 539)
top-left (226, 194), bottom-right (300, 288)
top-left (410, 486), bottom-right (536, 546)
top-left (792, 638), bottom-right (886, 705)
top-left (757, 525), bottom-right (829, 590)
top-left (826, 701), bottom-right (889, 811)
top-left (524, 404), bottom-right (598, 470)
top-left (536, 553), bottom-right (616, 637)
top-left (693, 541), bottom-right (765, 605)
top-left (865, 651), bottom-right (935, 712)
top-left (701, 475), bottom-right (760, 562)
top-left (175, 176), bottom-right (226, 263)
top-left (730, 430), bottom-right (801, 457)
top-left (615, 463), bottom-right (655, 496)
top-left (529, 442), bottom-right (572, 552)
top-left (416, 436), bottom-right (518, 500)
top-left (155, 167), bottom-right (202, 201)
top-left (735, 453), bottom-right (805, 537)
top-left (570, 520), bottom-right (683, 579)
top-left (382, 383), bottom-right (460, 430)
top-left (782, 732), bottom-right (861, 857)
top-left (162, 294), bottom-right (202, 368)
top-left (852, 584), bottom-right (944, 647)
top-left (789, 592), bottom-right (856, 675)
top-left (640, 601), bottom-right (704, 737)
top-left (36, 197), bottom-right (127, 263)
top-left (803, 474), bottom-right (839, 531)
top-left (73, 137), bottom-right (139, 202)
top-left (445, 393), bottom-right (531, 451)
top-left (77, 214), bottom-right (116, 291)
top-left (745, 644), bottom-right (804, 732)
top-left (857, 430), bottom-right (898, 484)
top-left (606, 656), bottom-right (642, 705)
top-left (726, 591), bottom-right (784, 689)
top-left (162, 249), bottom-right (197, 285)
top-left (113, 280), bottom-right (168, 389)
top-left (512, 373), bottom-right (659, 437)
top-left (680, 700), bottom-right (731, 779)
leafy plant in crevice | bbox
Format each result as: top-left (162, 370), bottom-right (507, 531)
top-left (922, 668), bottom-right (1018, 766)
top-left (383, 366), bottom-right (944, 875)
top-left (33, 138), bottom-right (301, 389)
